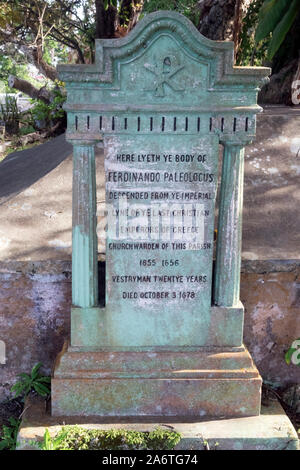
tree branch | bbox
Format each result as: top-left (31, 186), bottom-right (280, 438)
top-left (8, 75), bottom-right (51, 104)
top-left (31, 48), bottom-right (58, 81)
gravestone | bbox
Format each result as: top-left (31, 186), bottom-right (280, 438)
top-left (52, 11), bottom-right (270, 417)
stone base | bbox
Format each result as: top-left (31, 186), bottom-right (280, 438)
top-left (52, 343), bottom-right (262, 417)
top-left (70, 304), bottom-right (244, 348)
top-left (17, 395), bottom-right (299, 450)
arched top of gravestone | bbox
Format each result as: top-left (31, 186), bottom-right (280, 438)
top-left (58, 11), bottom-right (270, 110)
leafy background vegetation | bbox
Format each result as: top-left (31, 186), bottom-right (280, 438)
top-left (0, 0), bottom-right (299, 139)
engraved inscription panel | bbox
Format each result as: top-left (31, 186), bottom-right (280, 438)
top-left (104, 133), bottom-right (219, 347)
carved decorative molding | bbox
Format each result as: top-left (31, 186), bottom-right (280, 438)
top-left (58, 11), bottom-right (270, 91)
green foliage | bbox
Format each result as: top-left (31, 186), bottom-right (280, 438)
top-left (236, 0), bottom-right (269, 66)
top-left (0, 56), bottom-right (18, 92)
top-left (255, 0), bottom-right (300, 59)
top-left (49, 86), bottom-right (67, 120)
top-left (0, 49), bottom-right (48, 94)
top-left (37, 425), bottom-right (181, 450)
top-left (30, 101), bottom-right (50, 125)
top-left (31, 85), bottom-right (66, 128)
top-left (143, 0), bottom-right (200, 26)
top-left (10, 362), bottom-right (51, 400)
top-left (103, 0), bottom-right (118, 9)
top-left (0, 0), bottom-right (96, 65)
top-left (255, 0), bottom-right (289, 42)
top-left (0, 417), bottom-right (20, 451)
top-left (43, 38), bottom-right (69, 67)
top-left (37, 428), bottom-right (70, 451)
top-left (19, 125), bottom-right (35, 136)
top-left (0, 95), bottom-right (19, 123)
top-left (144, 427), bottom-right (181, 450)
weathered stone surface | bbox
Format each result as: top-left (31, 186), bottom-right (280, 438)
top-left (0, 108), bottom-right (299, 262)
top-left (17, 395), bottom-right (299, 450)
top-left (0, 263), bottom-right (71, 400)
top-left (51, 344), bottom-right (261, 417)
top-left (2, 12), bottom-right (296, 420)
top-left (70, 304), bottom-right (244, 348)
top-left (72, 143), bottom-right (98, 308)
top-left (53, 9), bottom-right (271, 417)
top-left (241, 269), bottom-right (300, 386)
top-left (2, 11), bottom-right (298, 442)
top-left (1, 260), bottom-right (298, 401)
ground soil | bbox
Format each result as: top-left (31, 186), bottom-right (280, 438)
top-left (0, 397), bottom-right (23, 429)
top-left (262, 385), bottom-right (299, 438)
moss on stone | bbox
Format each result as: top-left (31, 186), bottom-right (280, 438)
top-left (39, 425), bottom-right (181, 450)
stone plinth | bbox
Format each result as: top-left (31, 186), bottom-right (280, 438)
top-left (17, 395), bottom-right (299, 450)
top-left (52, 343), bottom-right (261, 417)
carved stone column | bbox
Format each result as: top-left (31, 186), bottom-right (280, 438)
top-left (71, 141), bottom-right (98, 308)
top-left (214, 141), bottom-right (246, 307)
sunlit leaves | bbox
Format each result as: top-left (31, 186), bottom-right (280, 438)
top-left (10, 362), bottom-right (51, 400)
top-left (0, 2), bottom-right (22, 29)
top-left (255, 0), bottom-right (300, 59)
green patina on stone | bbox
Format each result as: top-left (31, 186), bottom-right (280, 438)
top-left (104, 133), bottom-right (218, 347)
top-left (58, 11), bottom-right (270, 349)
top-left (51, 11), bottom-right (275, 419)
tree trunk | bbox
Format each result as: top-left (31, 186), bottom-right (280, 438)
top-left (32, 48), bottom-right (58, 81)
top-left (258, 59), bottom-right (299, 105)
top-left (8, 75), bottom-right (51, 104)
top-left (95, 0), bottom-right (106, 38)
top-left (119, 0), bottom-right (144, 31)
top-left (198, 0), bottom-right (250, 55)
top-left (95, 0), bottom-right (117, 39)
top-left (233, 0), bottom-right (243, 58)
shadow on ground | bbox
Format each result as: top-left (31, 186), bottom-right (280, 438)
top-left (0, 134), bottom-right (72, 204)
